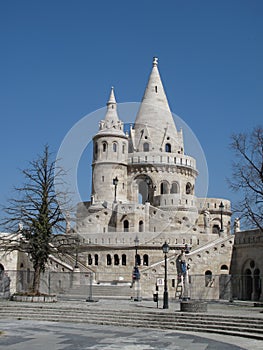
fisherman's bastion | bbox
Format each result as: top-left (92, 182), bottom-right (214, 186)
top-left (1, 58), bottom-right (262, 302)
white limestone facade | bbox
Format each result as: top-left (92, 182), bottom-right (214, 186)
top-left (74, 58), bottom-right (234, 300)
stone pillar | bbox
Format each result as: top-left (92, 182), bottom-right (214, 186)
top-left (72, 268), bottom-right (81, 286)
top-left (133, 279), bottom-right (142, 301)
top-left (145, 202), bottom-right (150, 231)
top-left (203, 210), bottom-right (210, 234)
top-left (180, 300), bottom-right (208, 312)
top-left (182, 270), bottom-right (190, 300)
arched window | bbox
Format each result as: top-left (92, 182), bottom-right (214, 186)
top-left (139, 220), bottom-right (144, 232)
top-left (27, 268), bottom-right (31, 284)
top-left (122, 144), bottom-right (125, 154)
top-left (205, 270), bottom-right (213, 287)
top-left (88, 254), bottom-right (92, 265)
top-left (136, 254), bottom-right (141, 266)
top-left (102, 142), bottom-right (107, 152)
top-left (212, 224), bottom-right (220, 234)
top-left (124, 220), bottom-right (129, 232)
top-left (113, 142), bottom-right (117, 152)
top-left (254, 268), bottom-right (261, 301)
top-left (165, 143), bottom-right (171, 153)
top-left (170, 182), bottom-right (179, 194)
top-left (244, 269), bottom-right (252, 300)
top-left (106, 254), bottom-right (112, 266)
top-left (122, 254), bottom-right (127, 266)
top-left (143, 254), bottom-right (149, 266)
top-left (160, 182), bottom-right (169, 194)
top-left (186, 182), bottom-right (192, 194)
top-left (94, 142), bottom-right (98, 159)
top-left (220, 265), bottom-right (228, 271)
top-left (94, 254), bottom-right (99, 266)
top-left (114, 254), bottom-right (119, 265)
top-left (143, 143), bottom-right (149, 152)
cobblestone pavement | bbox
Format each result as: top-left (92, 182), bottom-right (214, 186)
top-left (0, 319), bottom-right (263, 350)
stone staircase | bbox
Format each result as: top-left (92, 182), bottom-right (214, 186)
top-left (64, 284), bottom-right (132, 299)
top-left (0, 301), bottom-right (263, 340)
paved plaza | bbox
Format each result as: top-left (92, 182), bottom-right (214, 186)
top-left (0, 299), bottom-right (263, 350)
top-left (0, 319), bottom-right (262, 350)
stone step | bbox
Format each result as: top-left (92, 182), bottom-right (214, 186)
top-left (67, 284), bottom-right (132, 297)
top-left (1, 303), bottom-right (263, 321)
top-left (1, 309), bottom-right (262, 331)
top-left (0, 304), bottom-right (263, 340)
top-left (0, 313), bottom-right (262, 340)
top-left (1, 303), bottom-right (263, 323)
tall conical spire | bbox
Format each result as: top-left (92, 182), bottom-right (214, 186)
top-left (133, 57), bottom-right (182, 152)
top-left (135, 57), bottom-right (177, 131)
top-left (98, 87), bottom-right (124, 135)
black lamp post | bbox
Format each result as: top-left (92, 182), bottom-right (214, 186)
top-left (133, 235), bottom-right (141, 301)
top-left (75, 236), bottom-right (80, 268)
top-left (134, 235), bottom-right (139, 266)
top-left (219, 201), bottom-right (224, 233)
top-left (162, 241), bottom-right (170, 309)
top-left (113, 176), bottom-right (118, 203)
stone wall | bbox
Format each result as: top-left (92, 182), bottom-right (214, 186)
top-left (231, 229), bottom-right (263, 301)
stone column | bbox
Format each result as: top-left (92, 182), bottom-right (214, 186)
top-left (72, 267), bottom-right (81, 286)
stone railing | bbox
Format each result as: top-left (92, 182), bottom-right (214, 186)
top-left (128, 153), bottom-right (196, 170)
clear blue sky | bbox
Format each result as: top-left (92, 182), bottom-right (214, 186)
top-left (0, 1), bottom-right (262, 219)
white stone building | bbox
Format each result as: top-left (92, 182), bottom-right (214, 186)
top-left (74, 57), bottom-right (234, 299)
top-left (1, 58), bottom-right (261, 302)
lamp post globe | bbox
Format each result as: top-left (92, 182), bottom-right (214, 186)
top-left (162, 241), bottom-right (170, 254)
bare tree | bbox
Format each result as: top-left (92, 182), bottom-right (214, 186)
top-left (229, 126), bottom-right (263, 231)
top-left (0, 145), bottom-right (72, 294)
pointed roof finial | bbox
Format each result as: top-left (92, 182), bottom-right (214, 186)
top-left (153, 57), bottom-right (158, 67)
top-left (107, 86), bottom-right (116, 105)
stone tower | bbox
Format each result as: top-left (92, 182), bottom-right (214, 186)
top-left (77, 57), bottom-right (231, 237)
top-left (91, 87), bottom-right (128, 206)
top-left (128, 57), bottom-right (198, 230)
top-left (74, 58), bottom-right (233, 300)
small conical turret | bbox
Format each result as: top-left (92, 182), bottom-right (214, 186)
top-left (92, 86), bottom-right (128, 205)
top-left (98, 87), bottom-right (124, 135)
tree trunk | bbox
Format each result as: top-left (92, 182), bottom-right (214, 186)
top-left (32, 264), bottom-right (41, 295)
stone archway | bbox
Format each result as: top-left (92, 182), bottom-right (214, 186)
top-left (0, 263), bottom-right (4, 279)
top-left (0, 263), bottom-right (10, 299)
top-left (241, 259), bottom-right (261, 301)
top-left (134, 175), bottom-right (153, 204)
top-left (243, 268), bottom-right (252, 300)
top-left (254, 268), bottom-right (261, 301)
top-left (0, 264), bottom-right (4, 282)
